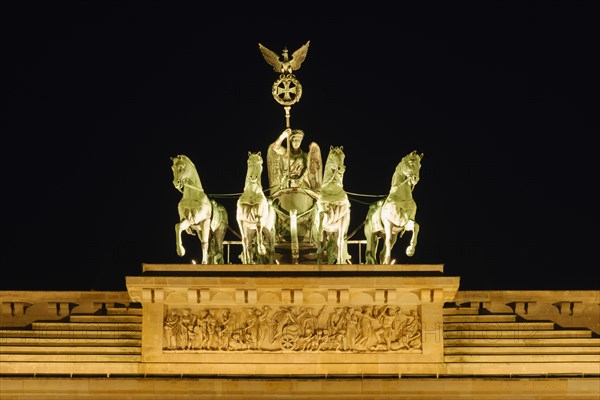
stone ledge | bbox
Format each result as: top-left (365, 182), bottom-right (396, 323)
top-left (142, 263), bottom-right (446, 273)
top-left (1, 376), bottom-right (598, 400)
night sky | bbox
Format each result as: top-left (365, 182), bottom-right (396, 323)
top-left (3, 3), bottom-right (597, 292)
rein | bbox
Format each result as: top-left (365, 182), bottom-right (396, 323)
top-left (183, 182), bottom-right (205, 192)
top-left (391, 175), bottom-right (415, 192)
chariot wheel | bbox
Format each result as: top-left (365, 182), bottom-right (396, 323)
top-left (280, 333), bottom-right (297, 350)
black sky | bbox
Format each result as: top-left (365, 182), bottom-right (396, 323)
top-left (2, 3), bottom-right (598, 292)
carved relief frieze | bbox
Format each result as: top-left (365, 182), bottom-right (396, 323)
top-left (163, 304), bottom-right (422, 353)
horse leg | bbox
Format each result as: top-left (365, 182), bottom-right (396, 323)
top-left (378, 241), bottom-right (386, 265)
top-left (405, 220), bottom-right (419, 257)
top-left (237, 220), bottom-right (249, 264)
top-left (368, 235), bottom-right (380, 265)
top-left (265, 206), bottom-right (276, 264)
top-left (314, 225), bottom-right (325, 265)
top-left (364, 219), bottom-right (377, 264)
top-left (210, 204), bottom-right (227, 264)
top-left (311, 210), bottom-right (323, 264)
top-left (268, 208), bottom-right (277, 264)
top-left (198, 219), bottom-right (211, 264)
top-left (260, 225), bottom-right (275, 264)
top-left (382, 220), bottom-right (394, 264)
top-left (315, 209), bottom-right (325, 243)
top-left (366, 225), bottom-right (384, 265)
top-left (336, 218), bottom-right (349, 265)
top-left (289, 209), bottom-right (299, 264)
top-left (175, 220), bottom-right (191, 257)
top-left (316, 236), bottom-right (324, 264)
top-left (261, 227), bottom-right (270, 264)
top-left (342, 216), bottom-right (351, 264)
top-left (336, 227), bottom-right (344, 264)
top-left (242, 228), bottom-right (252, 264)
top-left (213, 226), bottom-right (226, 264)
top-left (269, 227), bottom-right (276, 264)
top-left (240, 230), bottom-right (249, 264)
top-left (381, 232), bottom-right (399, 264)
top-left (255, 220), bottom-right (267, 258)
top-left (327, 232), bottom-right (337, 264)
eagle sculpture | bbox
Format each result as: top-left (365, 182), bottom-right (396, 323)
top-left (258, 41), bottom-right (310, 75)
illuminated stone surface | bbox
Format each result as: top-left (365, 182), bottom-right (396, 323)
top-left (1, 266), bottom-right (599, 399)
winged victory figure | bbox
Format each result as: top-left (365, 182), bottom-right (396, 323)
top-left (258, 41), bottom-right (310, 75)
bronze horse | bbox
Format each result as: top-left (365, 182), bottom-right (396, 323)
top-left (236, 152), bottom-right (277, 264)
top-left (312, 146), bottom-right (351, 264)
top-left (364, 150), bottom-right (423, 264)
top-left (171, 155), bottom-right (228, 264)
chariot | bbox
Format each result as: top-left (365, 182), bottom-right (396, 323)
top-left (265, 135), bottom-right (323, 264)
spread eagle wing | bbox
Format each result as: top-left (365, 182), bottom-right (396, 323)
top-left (259, 41), bottom-right (311, 74)
top-left (258, 43), bottom-right (283, 73)
top-left (289, 40), bottom-right (310, 71)
top-left (307, 141), bottom-right (322, 192)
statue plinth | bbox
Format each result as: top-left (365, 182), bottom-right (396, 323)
top-left (126, 264), bottom-right (459, 376)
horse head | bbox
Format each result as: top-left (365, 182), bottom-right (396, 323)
top-left (171, 154), bottom-right (200, 193)
top-left (245, 151), bottom-right (264, 186)
top-left (323, 145), bottom-right (346, 186)
top-left (398, 150), bottom-right (423, 188)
